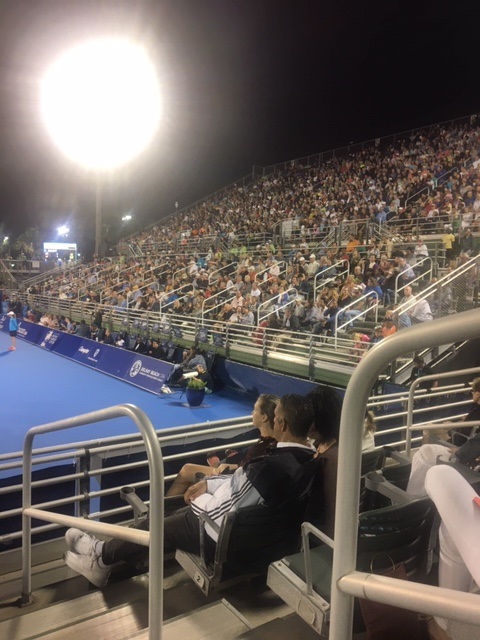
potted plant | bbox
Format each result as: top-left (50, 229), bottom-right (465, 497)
top-left (185, 376), bottom-right (206, 407)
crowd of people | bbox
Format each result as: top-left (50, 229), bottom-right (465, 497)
top-left (126, 120), bottom-right (480, 254)
top-left (8, 120), bottom-right (476, 364)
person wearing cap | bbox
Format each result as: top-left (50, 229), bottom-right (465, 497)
top-left (407, 355), bottom-right (437, 391)
top-left (7, 311), bottom-right (18, 351)
top-left (370, 325), bottom-right (384, 345)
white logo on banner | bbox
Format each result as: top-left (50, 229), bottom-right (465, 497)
top-left (130, 360), bottom-right (143, 377)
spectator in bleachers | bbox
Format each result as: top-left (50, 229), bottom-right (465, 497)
top-left (460, 228), bottom-right (475, 256)
top-left (102, 329), bottom-right (115, 346)
top-left (169, 346), bottom-right (207, 386)
top-left (166, 393), bottom-right (279, 497)
top-left (64, 393), bottom-right (316, 587)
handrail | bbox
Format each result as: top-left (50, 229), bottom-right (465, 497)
top-left (394, 256), bottom-right (433, 303)
top-left (208, 261), bottom-right (237, 284)
top-left (159, 282), bottom-right (191, 313)
top-left (257, 112), bottom-right (479, 177)
top-left (313, 261), bottom-right (349, 300)
top-left (405, 365), bottom-right (480, 454)
top-left (201, 290), bottom-right (236, 321)
top-left (334, 291), bottom-right (379, 338)
top-left (257, 286), bottom-right (298, 325)
top-left (21, 403), bottom-right (165, 640)
top-left (329, 308), bottom-right (480, 639)
top-left (405, 184), bottom-right (430, 210)
top-left (395, 255), bottom-right (479, 317)
top-left (254, 259), bottom-right (287, 283)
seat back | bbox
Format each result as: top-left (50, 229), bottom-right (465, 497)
top-left (218, 502), bottom-right (305, 577)
top-left (267, 496), bottom-right (435, 636)
top-left (360, 448), bottom-right (386, 475)
top-left (356, 497), bottom-right (435, 578)
top-left (176, 499), bottom-right (310, 595)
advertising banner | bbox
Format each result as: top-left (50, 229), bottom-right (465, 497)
top-left (121, 353), bottom-right (173, 393)
top-left (1, 315), bottom-right (174, 395)
top-left (38, 329), bottom-right (64, 351)
top-left (15, 320), bottom-right (45, 345)
top-left (51, 332), bottom-right (84, 359)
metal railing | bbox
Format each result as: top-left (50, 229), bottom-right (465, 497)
top-left (1, 382), bottom-right (474, 546)
top-left (255, 113), bottom-right (479, 177)
top-left (8, 250), bottom-right (479, 382)
top-left (394, 256), bottom-right (434, 303)
top-left (395, 254), bottom-right (479, 321)
top-left (201, 290), bottom-right (236, 321)
top-left (313, 261), bottom-right (349, 300)
top-left (329, 307), bottom-right (480, 639)
top-left (257, 287), bottom-right (298, 325)
top-left (334, 291), bottom-right (380, 338)
top-left (21, 404), bottom-right (165, 640)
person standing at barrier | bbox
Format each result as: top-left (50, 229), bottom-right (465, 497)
top-left (7, 311), bottom-right (18, 351)
top-left (63, 393), bottom-right (316, 587)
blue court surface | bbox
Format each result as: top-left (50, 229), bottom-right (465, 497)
top-left (1, 332), bottom-right (253, 456)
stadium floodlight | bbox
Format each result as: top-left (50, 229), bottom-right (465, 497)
top-left (40, 37), bottom-right (162, 254)
top-left (122, 214), bottom-right (132, 222)
top-left (57, 225), bottom-right (70, 236)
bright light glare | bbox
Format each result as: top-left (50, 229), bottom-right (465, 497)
top-left (3, 237), bottom-right (8, 243)
top-left (122, 214), bottom-right (132, 221)
top-left (57, 225), bottom-right (70, 235)
top-left (40, 38), bottom-right (162, 171)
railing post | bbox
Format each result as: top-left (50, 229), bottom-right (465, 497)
top-left (21, 405), bottom-right (165, 640)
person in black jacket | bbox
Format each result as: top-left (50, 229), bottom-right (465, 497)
top-left (63, 393), bottom-right (316, 587)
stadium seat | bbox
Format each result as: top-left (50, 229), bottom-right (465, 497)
top-left (267, 496), bottom-right (435, 636)
top-left (175, 501), bottom-right (307, 596)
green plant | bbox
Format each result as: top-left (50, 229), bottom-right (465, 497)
top-left (186, 376), bottom-right (206, 390)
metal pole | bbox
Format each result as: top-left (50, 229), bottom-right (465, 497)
top-left (329, 309), bottom-right (480, 640)
top-left (21, 404), bottom-right (164, 640)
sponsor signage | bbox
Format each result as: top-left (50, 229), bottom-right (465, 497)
top-left (121, 354), bottom-right (172, 393)
top-left (39, 329), bottom-right (63, 351)
top-left (16, 320), bottom-right (45, 345)
top-left (1, 315), bottom-right (174, 394)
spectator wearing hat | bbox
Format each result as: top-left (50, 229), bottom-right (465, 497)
top-left (407, 355), bottom-right (437, 391)
top-left (7, 311), bottom-right (18, 351)
top-left (370, 325), bottom-right (384, 345)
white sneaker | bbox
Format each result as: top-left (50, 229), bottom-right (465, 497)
top-left (65, 527), bottom-right (102, 555)
top-left (161, 385), bottom-right (173, 394)
top-left (65, 549), bottom-right (111, 588)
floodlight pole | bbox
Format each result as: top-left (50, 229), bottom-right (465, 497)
top-left (95, 173), bottom-right (102, 258)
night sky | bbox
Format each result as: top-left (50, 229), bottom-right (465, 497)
top-left (0, 0), bottom-right (480, 248)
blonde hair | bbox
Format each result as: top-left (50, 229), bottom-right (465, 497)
top-left (364, 411), bottom-right (376, 435)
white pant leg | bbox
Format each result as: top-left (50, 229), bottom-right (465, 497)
top-left (425, 465), bottom-right (480, 591)
top-left (407, 444), bottom-right (450, 498)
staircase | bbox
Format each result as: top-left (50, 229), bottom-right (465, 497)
top-left (0, 538), bottom-right (316, 640)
